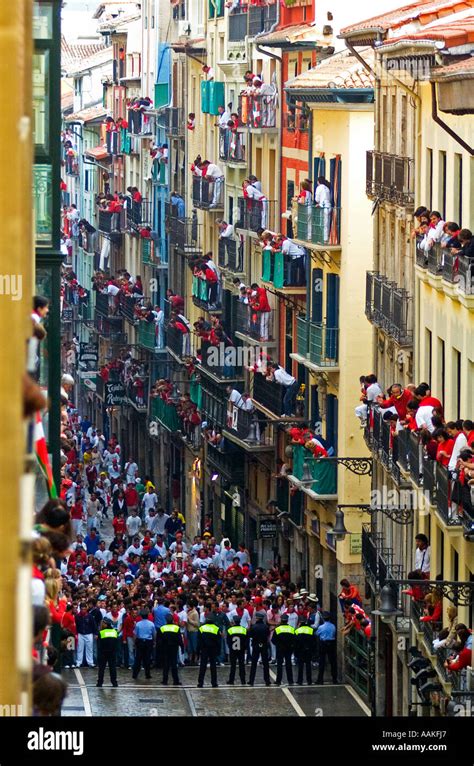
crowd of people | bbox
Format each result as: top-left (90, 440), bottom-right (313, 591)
top-left (413, 206), bottom-right (474, 270)
top-left (32, 397), bottom-right (351, 693)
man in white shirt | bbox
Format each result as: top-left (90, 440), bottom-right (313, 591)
top-left (447, 421), bottom-right (468, 471)
top-left (267, 363), bottom-right (299, 417)
top-left (126, 509), bottom-right (142, 544)
top-left (144, 509), bottom-right (160, 535)
top-left (279, 236), bottom-right (306, 286)
top-left (86, 494), bottom-right (101, 533)
top-left (355, 374), bottom-right (383, 426)
top-left (242, 179), bottom-right (267, 228)
top-left (142, 486), bottom-right (158, 514)
top-left (200, 161), bottom-right (224, 207)
top-left (96, 541), bottom-right (112, 566)
top-left (124, 458), bottom-right (139, 485)
top-left (428, 211), bottom-right (446, 243)
top-left (154, 509), bottom-right (169, 536)
top-left (414, 534), bottom-right (430, 576)
top-left (125, 539), bottom-right (143, 560)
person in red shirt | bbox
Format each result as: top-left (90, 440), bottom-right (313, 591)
top-left (434, 428), bottom-right (455, 466)
top-left (122, 606), bottom-right (138, 669)
top-left (463, 419), bottom-right (474, 447)
top-left (125, 483), bottom-right (139, 513)
top-left (444, 628), bottom-right (472, 672)
top-left (338, 579), bottom-right (363, 608)
top-left (112, 512), bottom-right (127, 537)
top-left (376, 383), bottom-right (413, 420)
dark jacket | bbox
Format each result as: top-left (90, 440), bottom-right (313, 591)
top-left (271, 626), bottom-right (295, 653)
top-left (97, 631), bottom-right (118, 656)
top-left (159, 625), bottom-right (184, 651)
top-left (198, 625), bottom-right (221, 654)
top-left (75, 613), bottom-right (95, 635)
top-left (294, 626), bottom-right (316, 656)
top-left (248, 622), bottom-right (270, 648)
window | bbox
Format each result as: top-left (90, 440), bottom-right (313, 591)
top-left (426, 148), bottom-right (433, 211)
top-left (454, 153), bottom-right (462, 225)
top-left (438, 150), bottom-right (446, 219)
top-left (425, 328), bottom-right (432, 388)
top-left (453, 348), bottom-right (461, 420)
top-left (228, 196), bottom-right (234, 224)
top-left (437, 337), bottom-right (445, 407)
top-left (286, 180), bottom-right (295, 211)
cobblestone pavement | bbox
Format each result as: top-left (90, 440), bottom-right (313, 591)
top-left (62, 665), bottom-right (369, 717)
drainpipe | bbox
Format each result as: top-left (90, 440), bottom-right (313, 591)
top-left (431, 81), bottom-right (473, 155)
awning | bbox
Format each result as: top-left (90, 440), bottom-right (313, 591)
top-left (85, 146), bottom-right (110, 161)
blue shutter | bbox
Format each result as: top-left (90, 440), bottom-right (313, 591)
top-left (325, 273), bottom-right (339, 361)
top-left (155, 44), bottom-right (171, 109)
top-left (326, 394), bottom-right (338, 454)
top-left (311, 268), bottom-right (323, 322)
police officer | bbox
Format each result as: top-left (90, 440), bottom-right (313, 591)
top-left (226, 616), bottom-right (247, 686)
top-left (295, 619), bottom-right (315, 685)
top-left (132, 610), bottom-right (156, 680)
top-left (96, 617), bottom-right (119, 688)
top-left (272, 613), bottom-right (295, 685)
top-left (248, 614), bottom-right (271, 687)
top-left (160, 614), bottom-right (183, 685)
top-left (316, 612), bottom-right (338, 684)
top-left (197, 616), bottom-right (221, 688)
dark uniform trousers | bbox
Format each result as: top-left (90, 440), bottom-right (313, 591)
top-left (97, 650), bottom-right (117, 685)
top-left (198, 649), bottom-right (218, 687)
top-left (229, 650), bottom-right (246, 684)
top-left (317, 639), bottom-right (337, 683)
top-left (297, 654), bottom-right (312, 685)
top-left (162, 649), bottom-right (179, 684)
top-left (133, 639), bottom-right (153, 678)
top-left (249, 643), bottom-right (270, 685)
top-left (276, 651), bottom-right (294, 685)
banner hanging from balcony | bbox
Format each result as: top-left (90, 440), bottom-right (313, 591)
top-left (35, 411), bottom-right (57, 499)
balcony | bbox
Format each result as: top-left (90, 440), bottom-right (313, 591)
top-left (209, 0), bottom-right (224, 18)
top-left (164, 107), bottom-right (184, 138)
top-left (288, 444), bottom-right (337, 498)
top-left (65, 155), bottom-right (79, 176)
top-left (127, 109), bottom-right (153, 137)
top-left (293, 316), bottom-right (339, 369)
top-left (362, 525), bottom-right (403, 590)
top-left (126, 199), bottom-right (152, 231)
top-left (366, 150), bottom-right (414, 207)
top-left (78, 228), bottom-right (98, 254)
top-left (294, 203), bottom-right (341, 248)
top-left (112, 58), bottom-right (125, 84)
top-left (105, 130), bottom-right (121, 156)
top-left (218, 128), bottom-right (247, 165)
top-left (119, 293), bottom-right (139, 324)
top-left (200, 339), bottom-right (244, 382)
top-left (125, 376), bottom-right (149, 412)
top-left (150, 395), bottom-right (181, 432)
top-left (417, 242), bottom-right (474, 298)
top-left (262, 249), bottom-right (306, 290)
top-left (138, 320), bottom-right (164, 352)
top-left (95, 291), bottom-right (121, 319)
top-left (192, 176), bottom-right (224, 211)
top-left (238, 93), bottom-right (278, 130)
top-left (248, 2), bottom-right (277, 36)
top-left (192, 275), bottom-right (221, 312)
top-left (234, 299), bottom-right (275, 343)
top-left (235, 196), bottom-right (277, 234)
top-left (97, 209), bottom-right (125, 242)
top-left (218, 237), bottom-right (244, 272)
top-left (167, 212), bottom-right (202, 254)
top-left (228, 7), bottom-right (248, 42)
top-left (206, 441), bottom-right (245, 485)
top-left (166, 324), bottom-right (197, 362)
top-left (142, 238), bottom-right (155, 266)
top-left (223, 405), bottom-right (276, 452)
top-left (434, 462), bottom-right (462, 528)
top-left (252, 372), bottom-right (285, 416)
top-left (365, 271), bottom-right (413, 346)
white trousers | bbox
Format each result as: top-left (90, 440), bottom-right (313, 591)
top-left (76, 633), bottom-right (94, 666)
top-left (355, 404), bottom-right (368, 421)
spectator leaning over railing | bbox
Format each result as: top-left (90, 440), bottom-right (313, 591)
top-left (355, 374), bottom-right (383, 426)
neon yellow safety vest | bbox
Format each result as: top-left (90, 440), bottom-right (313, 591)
top-left (295, 626), bottom-right (314, 636)
top-left (199, 624), bottom-right (219, 635)
top-left (99, 628), bottom-right (118, 639)
top-left (228, 626), bottom-right (247, 636)
top-left (160, 624), bottom-right (180, 634)
top-left (275, 625), bottom-right (295, 635)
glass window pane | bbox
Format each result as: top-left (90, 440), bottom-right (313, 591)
top-left (33, 1), bottom-right (53, 39)
top-left (33, 164), bottom-right (53, 247)
top-left (33, 50), bottom-right (49, 152)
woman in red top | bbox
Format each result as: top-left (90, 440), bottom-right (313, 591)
top-left (434, 428), bottom-right (455, 466)
top-left (445, 628), bottom-right (472, 672)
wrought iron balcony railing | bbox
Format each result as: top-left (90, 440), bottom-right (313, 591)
top-left (118, 293), bottom-right (140, 324)
top-left (289, 444), bottom-right (337, 496)
top-left (366, 150), bottom-right (414, 206)
top-left (192, 176), bottom-right (224, 210)
top-left (127, 109), bottom-right (154, 137)
top-left (235, 196), bottom-right (277, 233)
top-left (94, 291), bottom-right (121, 319)
top-left (167, 210), bottom-right (202, 253)
top-left (192, 275), bottom-right (221, 311)
top-left (295, 203), bottom-right (341, 247)
top-left (166, 324), bottom-right (197, 361)
top-left (126, 199), bottom-right (152, 230)
top-left (97, 208), bottom-right (125, 238)
top-left (218, 237), bottom-right (244, 272)
top-left (296, 316), bottom-right (339, 367)
top-left (234, 299), bottom-right (274, 341)
top-left (218, 127), bottom-right (247, 164)
top-left (78, 227), bottom-right (98, 254)
top-left (365, 271), bottom-right (413, 346)
top-left (252, 372), bottom-right (285, 416)
top-left (285, 109), bottom-right (310, 132)
top-left (262, 249), bottom-right (306, 288)
top-left (138, 320), bottom-right (164, 352)
top-left (238, 93), bottom-right (278, 129)
top-left (223, 405), bottom-right (276, 450)
top-left (164, 106), bottom-right (184, 137)
top-left (200, 339), bottom-right (244, 381)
